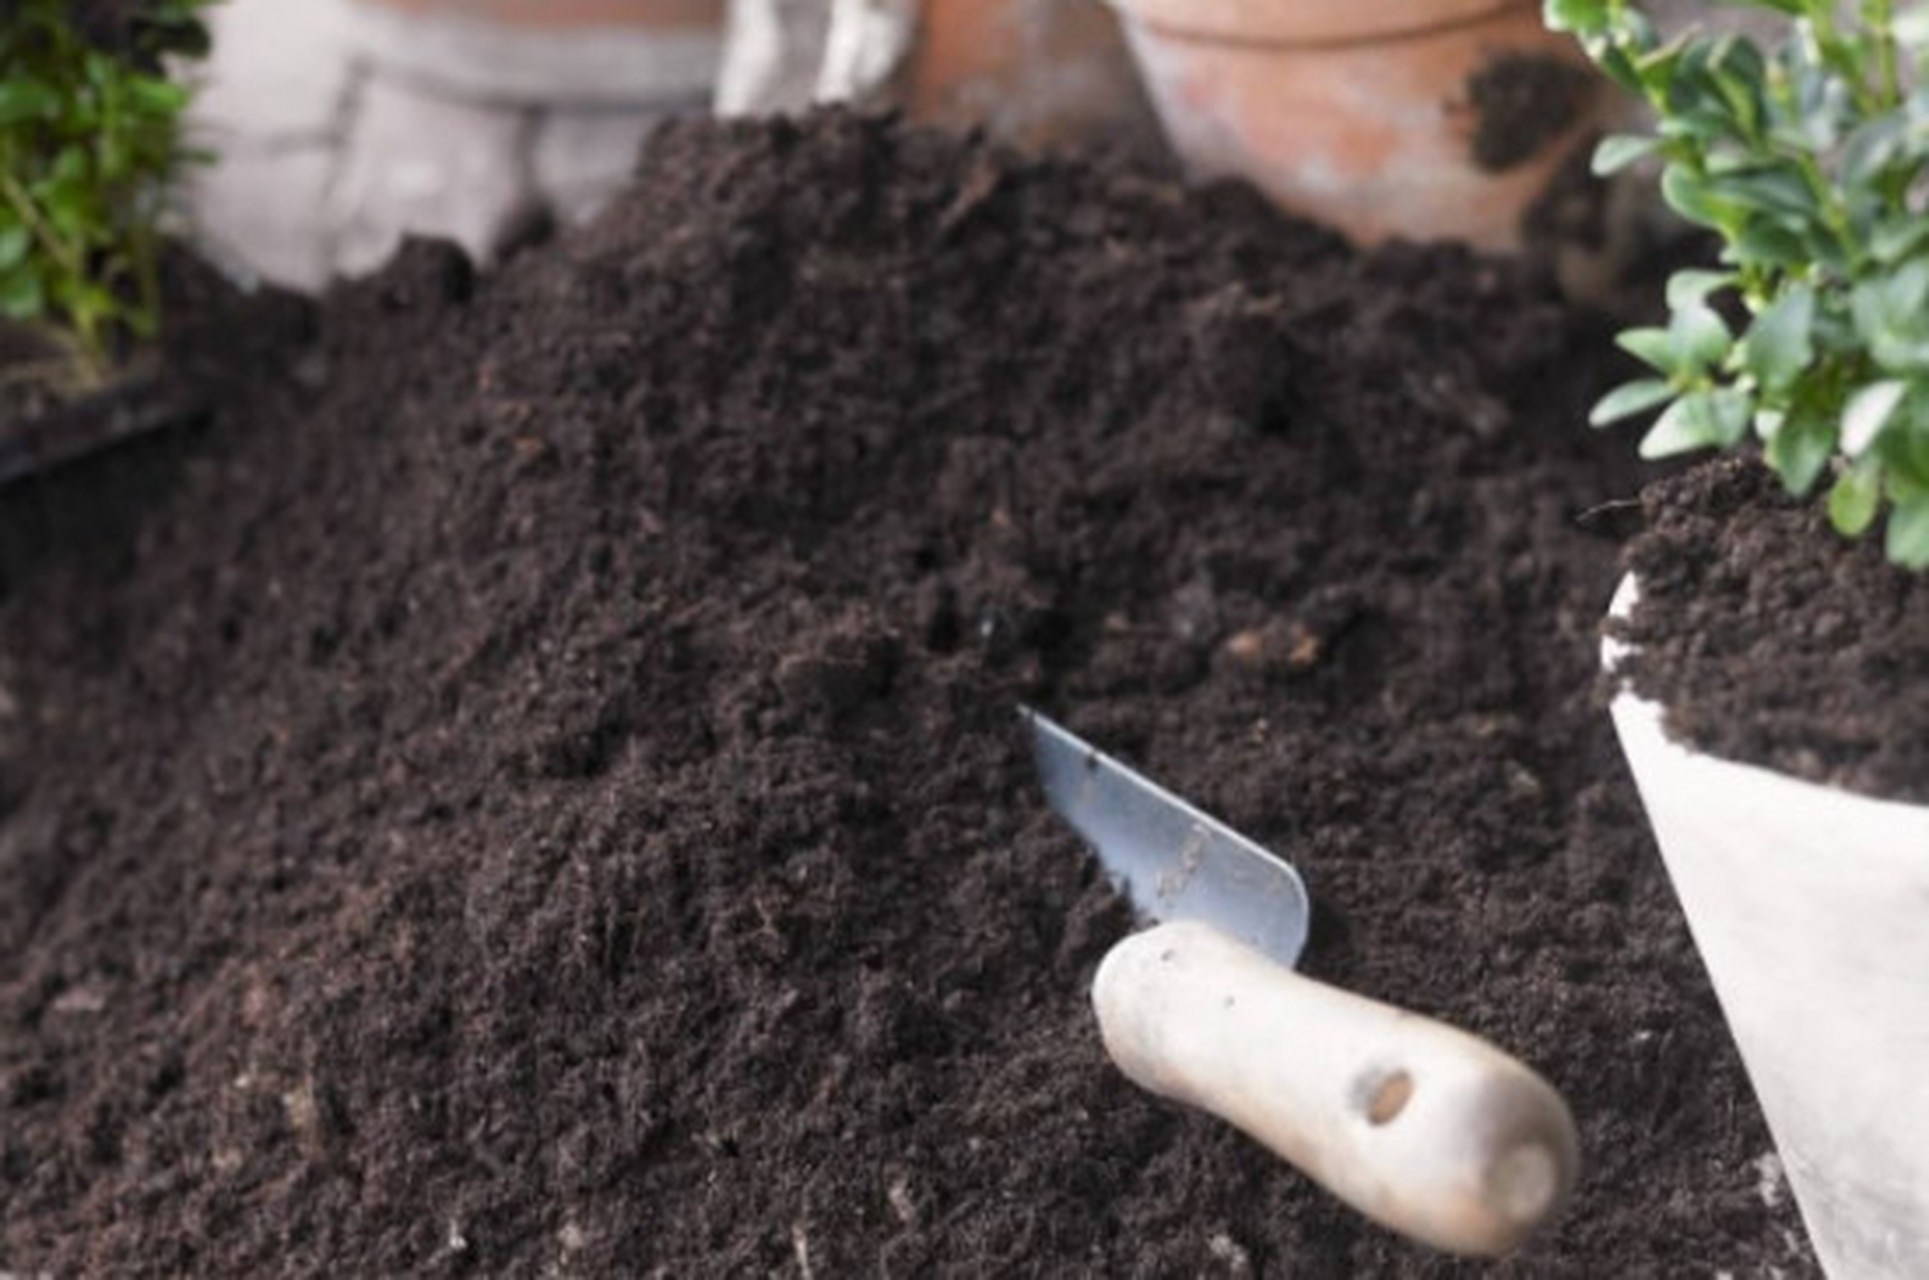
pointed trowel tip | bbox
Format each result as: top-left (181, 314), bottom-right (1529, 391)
top-left (1015, 704), bottom-right (1312, 971)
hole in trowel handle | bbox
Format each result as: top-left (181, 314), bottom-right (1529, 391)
top-left (1361, 1068), bottom-right (1414, 1126)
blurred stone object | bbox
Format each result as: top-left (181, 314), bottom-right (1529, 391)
top-left (330, 75), bottom-right (538, 276)
top-left (340, 0), bottom-right (727, 105)
top-left (716, 0), bottom-right (917, 113)
top-left (820, 0), bottom-right (922, 102)
top-left (182, 0), bottom-right (356, 289)
top-left (334, 0), bottom-right (729, 251)
top-left (715, 0), bottom-right (837, 114)
top-left (717, 0), bottom-right (1161, 154)
top-left (186, 0), bottom-right (727, 292)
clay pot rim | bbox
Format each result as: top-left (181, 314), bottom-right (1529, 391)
top-left (1107, 0), bottom-right (1540, 49)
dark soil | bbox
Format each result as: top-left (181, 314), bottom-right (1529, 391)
top-left (1465, 52), bottom-right (1599, 173)
top-left (1615, 456), bottom-right (1929, 803)
top-left (0, 113), bottom-right (1817, 1277)
top-left (1521, 139), bottom-right (1609, 254)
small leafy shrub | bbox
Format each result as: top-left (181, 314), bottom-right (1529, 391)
top-left (1547, 0), bottom-right (1929, 567)
top-left (0, 0), bottom-right (213, 378)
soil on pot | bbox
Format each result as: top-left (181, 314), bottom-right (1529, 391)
top-left (1615, 456), bottom-right (1929, 804)
top-left (0, 112), bottom-right (1816, 1277)
top-left (1463, 51), bottom-right (1597, 174)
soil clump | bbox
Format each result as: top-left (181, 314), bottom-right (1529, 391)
top-left (1464, 51), bottom-right (1598, 173)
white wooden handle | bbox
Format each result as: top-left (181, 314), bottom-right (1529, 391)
top-left (1093, 920), bottom-right (1580, 1257)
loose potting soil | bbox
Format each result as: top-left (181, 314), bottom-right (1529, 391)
top-left (1617, 457), bottom-right (1929, 804)
top-left (1, 113), bottom-right (1819, 1276)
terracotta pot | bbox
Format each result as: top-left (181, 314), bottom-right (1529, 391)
top-left (899, 0), bottom-right (1160, 151)
top-left (1106, 0), bottom-right (1607, 251)
top-left (1604, 576), bottom-right (1929, 1278)
top-left (343, 0), bottom-right (726, 105)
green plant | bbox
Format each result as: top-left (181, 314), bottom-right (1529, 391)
top-left (0, 0), bottom-right (213, 380)
top-left (1547, 0), bottom-right (1929, 567)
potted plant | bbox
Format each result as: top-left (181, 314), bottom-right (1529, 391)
top-left (0, 0), bottom-right (213, 481)
top-left (1549, 1), bottom-right (1929, 1274)
top-left (1103, 0), bottom-right (1615, 252)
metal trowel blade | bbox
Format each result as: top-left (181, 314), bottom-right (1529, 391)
top-left (1022, 707), bottom-right (1310, 969)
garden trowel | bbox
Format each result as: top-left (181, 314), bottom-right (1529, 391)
top-left (1021, 707), bottom-right (1579, 1258)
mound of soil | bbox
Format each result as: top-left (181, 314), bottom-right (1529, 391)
top-left (1, 113), bottom-right (1815, 1276)
top-left (1617, 457), bottom-right (1929, 802)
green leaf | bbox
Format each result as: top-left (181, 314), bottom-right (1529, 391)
top-left (0, 268), bottom-right (45, 320)
top-left (39, 183), bottom-right (95, 243)
top-left (1706, 165), bottom-right (1819, 223)
top-left (0, 0), bottom-right (213, 365)
top-left (1872, 217), bottom-right (1929, 265)
top-left (1661, 166), bottom-right (1734, 230)
top-left (1765, 411), bottom-right (1836, 496)
top-left (1640, 388), bottom-right (1752, 458)
top-left (1851, 263), bottom-right (1929, 372)
top-left (1665, 269), bottom-right (1735, 310)
top-left (1843, 381), bottom-right (1911, 455)
top-left (1674, 302), bottom-right (1733, 373)
top-left (0, 79), bottom-right (60, 124)
top-left (1842, 116), bottom-right (1906, 185)
top-left (46, 145), bottom-right (91, 187)
top-left (1829, 465), bottom-right (1883, 537)
top-left (98, 133), bottom-right (132, 182)
top-left (1731, 217), bottom-right (1811, 268)
top-left (1591, 379), bottom-right (1677, 426)
top-left (1740, 285), bottom-right (1814, 391)
top-left (1885, 496), bottom-right (1929, 568)
top-left (1704, 41), bottom-right (1768, 137)
top-left (0, 225), bottom-right (29, 270)
top-left (1616, 327), bottom-right (1678, 374)
top-left (125, 76), bottom-right (190, 116)
top-left (1544, 0), bottom-right (1610, 35)
top-left (1598, 44), bottom-right (1647, 95)
top-left (1593, 135), bottom-right (1661, 175)
top-left (1638, 31), bottom-right (1695, 83)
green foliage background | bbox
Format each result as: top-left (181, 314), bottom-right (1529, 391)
top-left (1548, 0), bottom-right (1929, 567)
top-left (0, 0), bottom-right (213, 373)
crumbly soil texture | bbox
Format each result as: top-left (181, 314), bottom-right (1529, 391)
top-left (1617, 457), bottom-right (1929, 802)
top-left (1, 114), bottom-right (1816, 1277)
